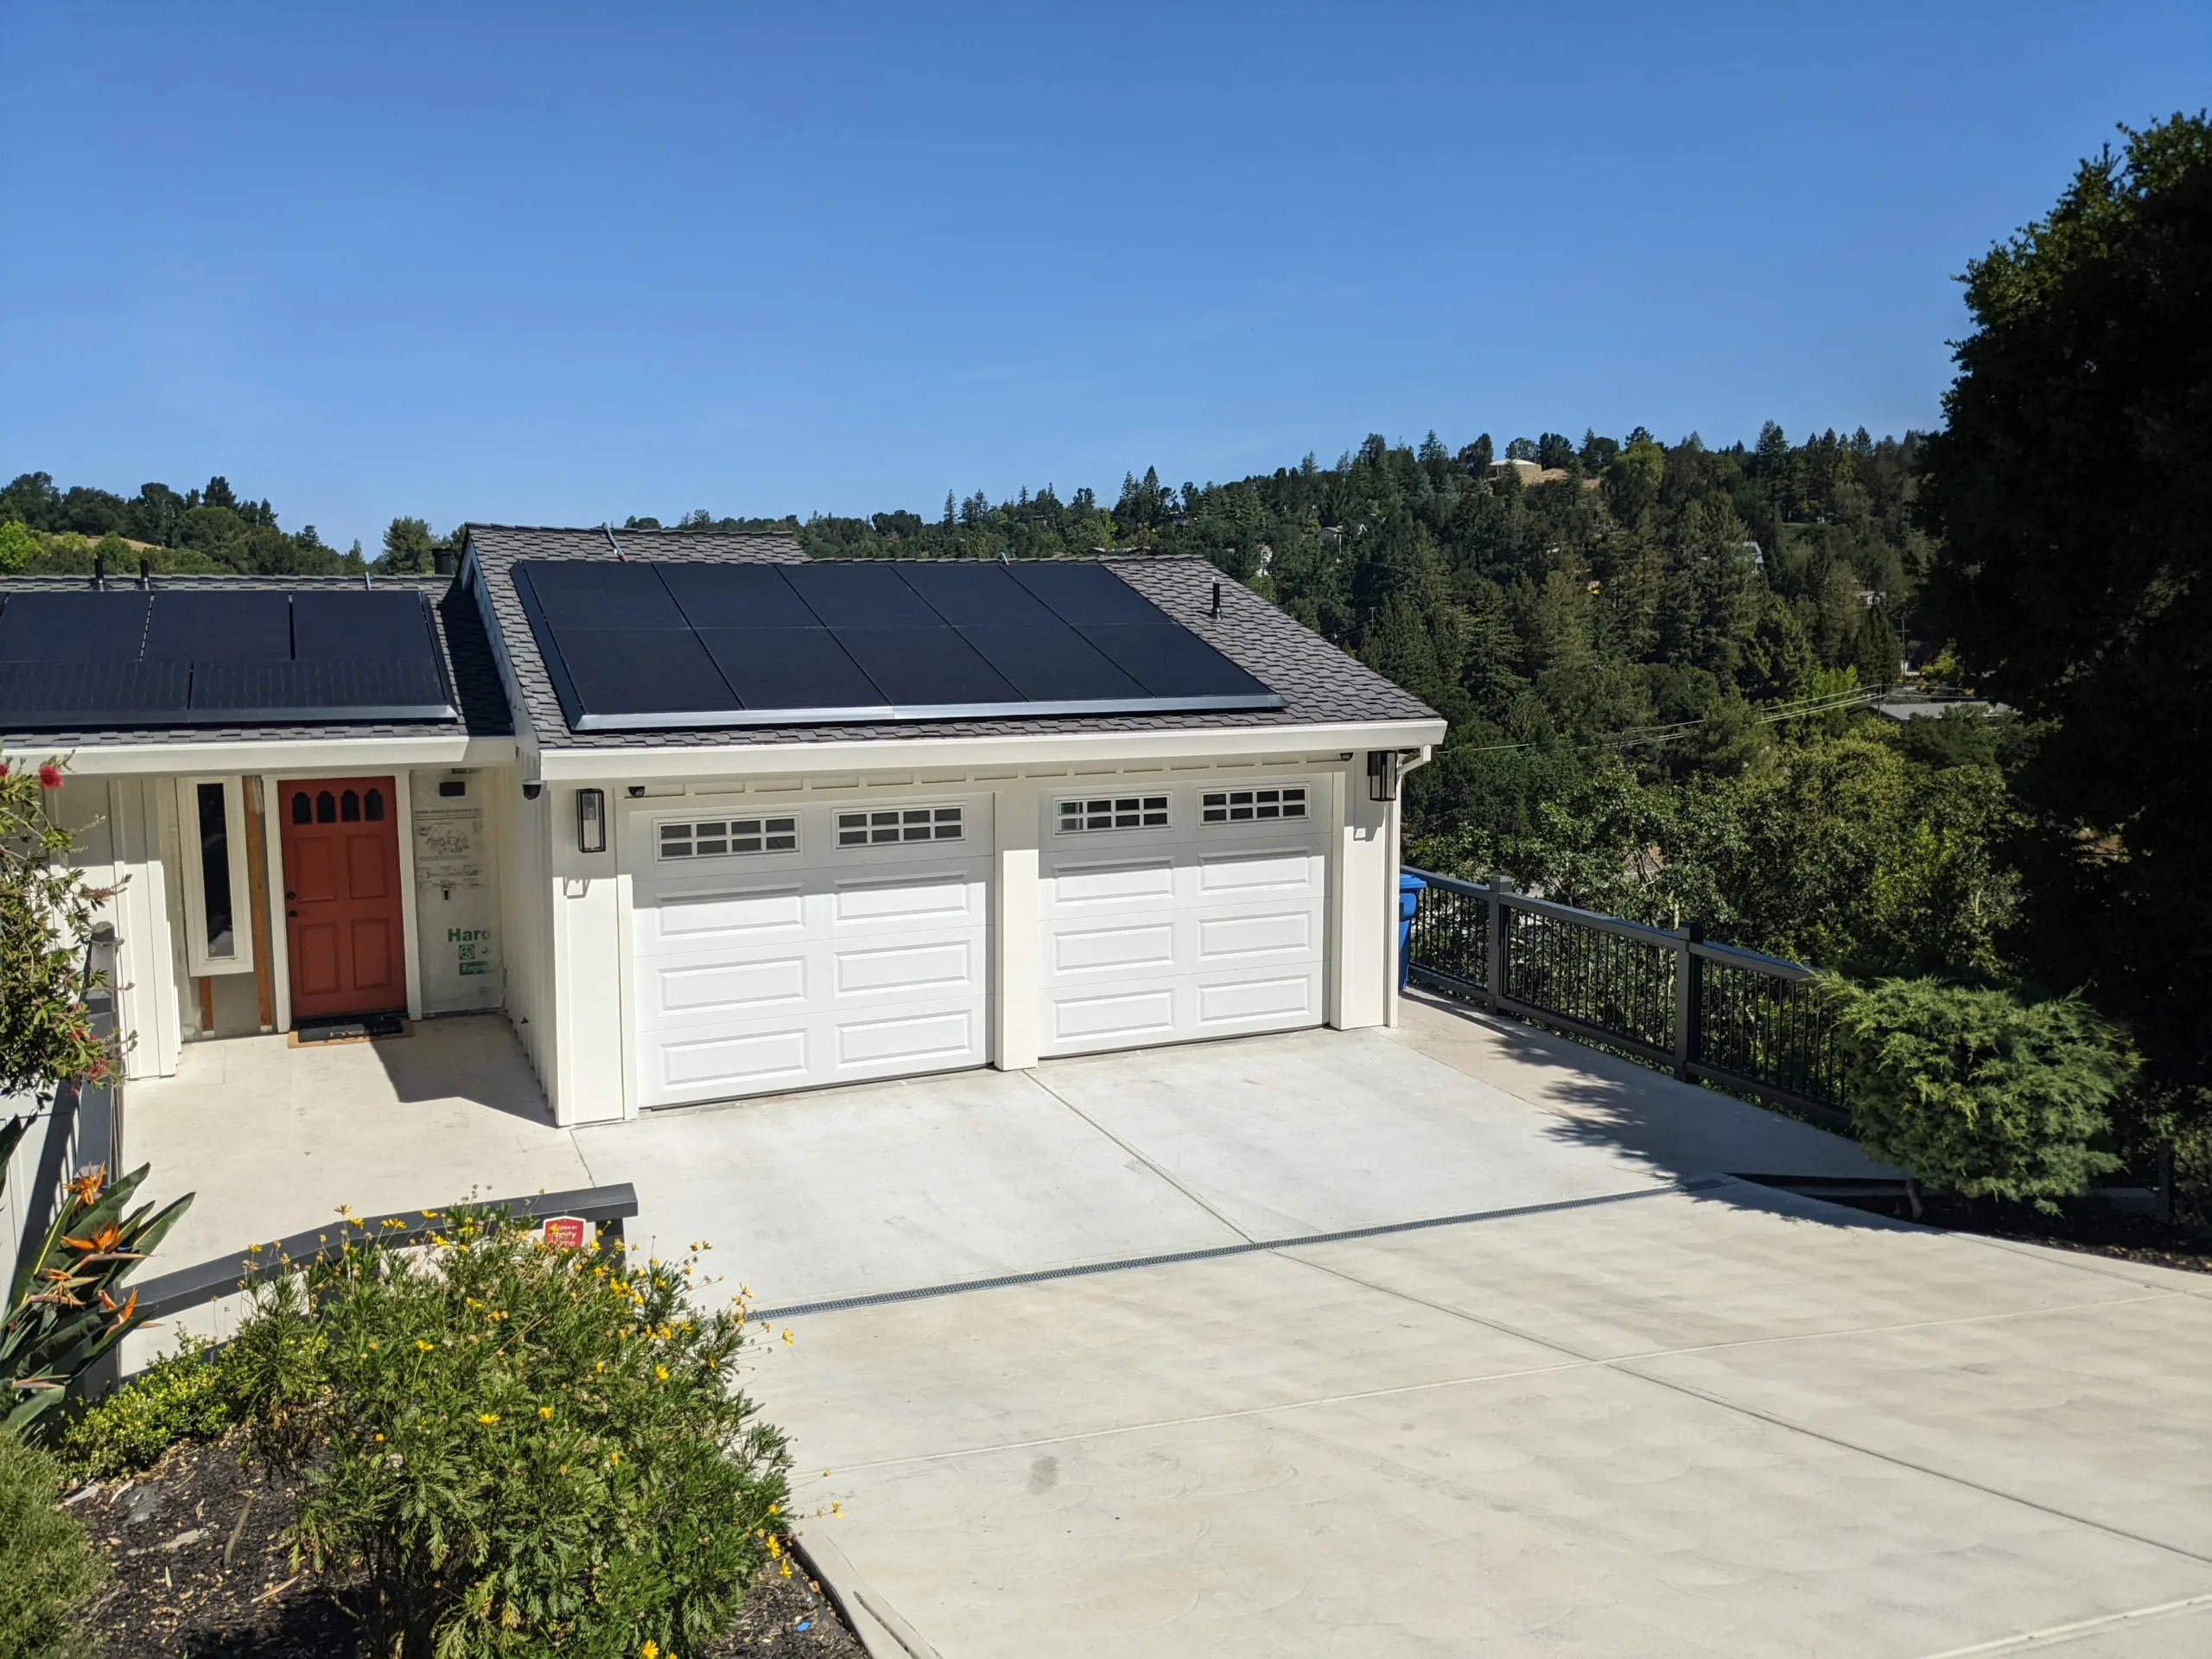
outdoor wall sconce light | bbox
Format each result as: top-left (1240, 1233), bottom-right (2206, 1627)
top-left (1366, 750), bottom-right (1402, 802)
top-left (576, 787), bottom-right (607, 855)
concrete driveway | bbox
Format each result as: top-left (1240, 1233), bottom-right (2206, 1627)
top-left (570, 999), bottom-right (2212, 1658)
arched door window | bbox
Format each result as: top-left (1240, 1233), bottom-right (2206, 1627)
top-left (316, 791), bottom-right (336, 823)
top-left (291, 791), bottom-right (311, 825)
top-left (364, 788), bottom-right (385, 822)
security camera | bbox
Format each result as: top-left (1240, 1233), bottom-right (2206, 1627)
top-left (522, 778), bottom-right (544, 801)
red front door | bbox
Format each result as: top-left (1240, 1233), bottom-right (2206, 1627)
top-left (279, 776), bottom-right (407, 1020)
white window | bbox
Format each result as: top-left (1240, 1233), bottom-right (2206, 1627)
top-left (1200, 785), bottom-right (1306, 824)
top-left (1057, 795), bottom-right (1168, 833)
top-left (657, 816), bottom-right (798, 860)
top-left (837, 805), bottom-right (964, 848)
top-left (179, 776), bottom-right (255, 976)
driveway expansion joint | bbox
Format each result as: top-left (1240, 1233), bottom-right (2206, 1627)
top-left (753, 1178), bottom-right (1718, 1321)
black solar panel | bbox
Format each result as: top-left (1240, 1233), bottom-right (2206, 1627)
top-left (0, 592), bottom-right (150, 661)
top-left (695, 629), bottom-right (887, 712)
top-left (0, 661), bottom-right (191, 724)
top-left (188, 658), bottom-right (453, 719)
top-left (293, 589), bottom-right (435, 660)
top-left (660, 564), bottom-right (818, 630)
top-left (1012, 562), bottom-right (1174, 626)
top-left (0, 584), bottom-right (455, 730)
top-left (894, 562), bottom-right (1058, 626)
top-left (545, 627), bottom-right (739, 718)
top-left (508, 558), bottom-right (1283, 730)
top-left (830, 626), bottom-right (1023, 707)
top-left (146, 590), bottom-right (292, 660)
top-left (1077, 624), bottom-right (1275, 700)
top-left (783, 563), bottom-right (939, 626)
top-left (954, 624), bottom-right (1146, 702)
top-left (522, 562), bottom-right (690, 630)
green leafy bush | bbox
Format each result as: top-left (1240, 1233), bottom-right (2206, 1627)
top-left (1829, 977), bottom-right (2134, 1209)
top-left (238, 1207), bottom-right (790, 1659)
top-left (53, 1334), bottom-right (242, 1481)
top-left (0, 1430), bottom-right (107, 1659)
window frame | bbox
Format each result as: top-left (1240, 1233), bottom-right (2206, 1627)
top-left (1198, 784), bottom-right (1311, 827)
top-left (835, 802), bottom-right (968, 850)
top-left (177, 774), bottom-right (256, 976)
top-left (652, 812), bottom-right (801, 862)
top-left (1053, 793), bottom-right (1172, 835)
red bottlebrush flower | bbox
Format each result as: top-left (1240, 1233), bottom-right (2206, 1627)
top-left (38, 763), bottom-right (63, 789)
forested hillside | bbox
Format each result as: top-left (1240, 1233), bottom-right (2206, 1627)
top-left (0, 471), bottom-right (365, 575)
top-left (639, 423), bottom-right (1983, 982)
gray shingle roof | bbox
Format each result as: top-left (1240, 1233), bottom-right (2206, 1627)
top-left (462, 524), bottom-right (1438, 752)
top-left (0, 572), bottom-right (512, 749)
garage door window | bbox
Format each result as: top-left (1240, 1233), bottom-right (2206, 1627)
top-left (1200, 785), bottom-right (1306, 824)
top-left (1058, 795), bottom-right (1168, 833)
top-left (658, 817), bottom-right (798, 859)
top-left (837, 805), bottom-right (964, 847)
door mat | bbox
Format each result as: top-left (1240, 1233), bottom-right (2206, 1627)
top-left (289, 1014), bottom-right (411, 1047)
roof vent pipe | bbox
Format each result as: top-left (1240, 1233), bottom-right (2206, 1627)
top-left (433, 548), bottom-right (455, 577)
top-left (603, 524), bottom-right (626, 562)
top-left (92, 551), bottom-right (106, 589)
top-left (137, 556), bottom-right (151, 588)
top-left (1211, 581), bottom-right (1222, 618)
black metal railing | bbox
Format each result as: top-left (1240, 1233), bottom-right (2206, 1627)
top-left (1403, 869), bottom-right (1847, 1126)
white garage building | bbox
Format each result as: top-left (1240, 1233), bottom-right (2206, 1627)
top-left (1, 527), bottom-right (1441, 1128)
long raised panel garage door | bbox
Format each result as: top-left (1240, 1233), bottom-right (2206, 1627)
top-left (628, 795), bottom-right (990, 1106)
top-left (1039, 779), bottom-right (1326, 1057)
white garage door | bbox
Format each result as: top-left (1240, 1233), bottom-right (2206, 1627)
top-left (1039, 779), bottom-right (1327, 1057)
top-left (629, 795), bottom-right (990, 1107)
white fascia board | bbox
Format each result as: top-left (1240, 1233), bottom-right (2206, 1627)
top-left (42, 734), bottom-right (519, 778)
top-left (531, 717), bottom-right (1446, 784)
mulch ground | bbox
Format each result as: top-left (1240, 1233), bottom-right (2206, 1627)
top-left (1817, 1188), bottom-right (2212, 1275)
top-left (76, 1433), bottom-right (866, 1657)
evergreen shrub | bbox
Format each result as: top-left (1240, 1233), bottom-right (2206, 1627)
top-left (236, 1207), bottom-right (790, 1659)
top-left (53, 1334), bottom-right (242, 1481)
top-left (1829, 976), bottom-right (2133, 1209)
top-left (0, 1431), bottom-right (106, 1659)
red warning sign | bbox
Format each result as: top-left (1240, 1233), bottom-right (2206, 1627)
top-left (541, 1216), bottom-right (588, 1249)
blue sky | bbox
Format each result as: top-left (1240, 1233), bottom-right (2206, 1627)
top-left (4, 3), bottom-right (2206, 553)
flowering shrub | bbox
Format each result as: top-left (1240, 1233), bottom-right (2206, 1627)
top-left (3, 1161), bottom-right (192, 1440)
top-left (0, 753), bottom-right (115, 1097)
top-left (232, 1207), bottom-right (790, 1659)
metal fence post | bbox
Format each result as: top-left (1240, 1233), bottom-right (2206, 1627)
top-left (1487, 876), bottom-right (1514, 1011)
top-left (1674, 919), bottom-right (1704, 1081)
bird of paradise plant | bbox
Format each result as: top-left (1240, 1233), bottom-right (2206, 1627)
top-left (3, 1160), bottom-right (192, 1439)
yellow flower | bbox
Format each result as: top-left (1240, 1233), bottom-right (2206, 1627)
top-left (478, 1413), bottom-right (500, 1426)
top-left (767, 1503), bottom-right (779, 1516)
top-left (539, 1406), bottom-right (554, 1420)
top-left (655, 1365), bottom-right (670, 1382)
top-left (779, 1559), bottom-right (792, 1580)
top-left (781, 1329), bottom-right (794, 1347)
top-left (641, 1643), bottom-right (660, 1659)
top-left (416, 1340), bottom-right (433, 1352)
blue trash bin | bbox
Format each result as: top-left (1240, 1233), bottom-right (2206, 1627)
top-left (1398, 869), bottom-right (1427, 988)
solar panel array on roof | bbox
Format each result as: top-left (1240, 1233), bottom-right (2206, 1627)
top-left (0, 586), bottom-right (455, 729)
top-left (512, 560), bottom-right (1284, 731)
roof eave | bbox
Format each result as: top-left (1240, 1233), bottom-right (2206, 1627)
top-left (529, 716), bottom-right (1445, 784)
